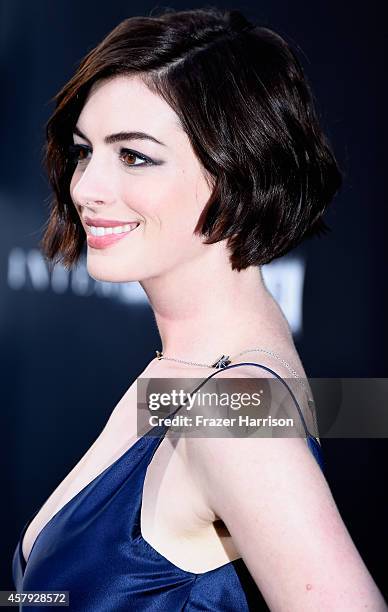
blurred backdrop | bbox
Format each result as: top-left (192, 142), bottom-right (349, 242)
top-left (1, 0), bottom-right (387, 597)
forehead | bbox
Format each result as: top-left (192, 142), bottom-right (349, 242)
top-left (77, 75), bottom-right (182, 137)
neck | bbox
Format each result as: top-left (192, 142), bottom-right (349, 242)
top-left (140, 247), bottom-right (291, 366)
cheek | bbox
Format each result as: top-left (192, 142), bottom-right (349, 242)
top-left (124, 172), bottom-right (201, 234)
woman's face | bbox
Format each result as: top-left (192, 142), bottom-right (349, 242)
top-left (70, 75), bottom-right (214, 282)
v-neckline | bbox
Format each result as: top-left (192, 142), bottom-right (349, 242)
top-left (17, 364), bottom-right (249, 570)
top-left (18, 427), bottom-right (166, 573)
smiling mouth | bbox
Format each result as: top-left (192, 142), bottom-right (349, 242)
top-left (87, 222), bottom-right (140, 236)
top-left (86, 222), bottom-right (141, 249)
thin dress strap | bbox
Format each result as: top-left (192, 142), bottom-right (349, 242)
top-left (144, 361), bottom-right (324, 472)
top-left (159, 361), bottom-right (313, 439)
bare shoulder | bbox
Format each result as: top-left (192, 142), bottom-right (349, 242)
top-left (184, 428), bottom-right (386, 610)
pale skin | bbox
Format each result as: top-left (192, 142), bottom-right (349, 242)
top-left (22, 75), bottom-right (387, 610)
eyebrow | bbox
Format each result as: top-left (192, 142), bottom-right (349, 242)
top-left (73, 125), bottom-right (166, 147)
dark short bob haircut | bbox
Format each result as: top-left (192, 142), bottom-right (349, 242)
top-left (41, 6), bottom-right (343, 272)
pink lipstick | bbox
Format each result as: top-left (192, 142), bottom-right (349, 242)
top-left (84, 219), bottom-right (141, 249)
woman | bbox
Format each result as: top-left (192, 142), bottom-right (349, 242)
top-left (12, 7), bottom-right (386, 611)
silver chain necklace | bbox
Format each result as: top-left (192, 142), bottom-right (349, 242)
top-left (155, 347), bottom-right (313, 404)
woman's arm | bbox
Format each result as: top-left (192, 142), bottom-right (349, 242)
top-left (188, 433), bottom-right (387, 611)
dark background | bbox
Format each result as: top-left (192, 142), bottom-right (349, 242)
top-left (1, 0), bottom-right (387, 599)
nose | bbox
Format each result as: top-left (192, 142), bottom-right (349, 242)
top-left (71, 156), bottom-right (116, 214)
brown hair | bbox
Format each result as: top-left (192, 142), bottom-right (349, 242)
top-left (41, 6), bottom-right (343, 272)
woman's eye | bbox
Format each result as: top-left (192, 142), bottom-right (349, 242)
top-left (67, 144), bottom-right (91, 163)
top-left (66, 144), bottom-right (152, 168)
top-left (119, 148), bottom-right (152, 167)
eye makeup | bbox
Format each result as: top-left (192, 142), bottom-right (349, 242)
top-left (66, 143), bottom-right (158, 168)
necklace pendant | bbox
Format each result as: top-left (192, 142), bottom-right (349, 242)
top-left (156, 350), bottom-right (163, 360)
top-left (211, 355), bottom-right (231, 369)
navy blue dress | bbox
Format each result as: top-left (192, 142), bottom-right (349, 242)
top-left (12, 362), bottom-right (324, 610)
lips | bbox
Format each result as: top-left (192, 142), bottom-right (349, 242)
top-left (86, 222), bottom-right (140, 249)
top-left (84, 216), bottom-right (140, 228)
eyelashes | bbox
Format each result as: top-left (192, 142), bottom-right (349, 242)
top-left (66, 143), bottom-right (155, 168)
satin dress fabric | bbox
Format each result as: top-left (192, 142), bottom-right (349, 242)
top-left (12, 363), bottom-right (324, 611)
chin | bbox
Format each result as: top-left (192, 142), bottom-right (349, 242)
top-left (86, 257), bottom-right (142, 284)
